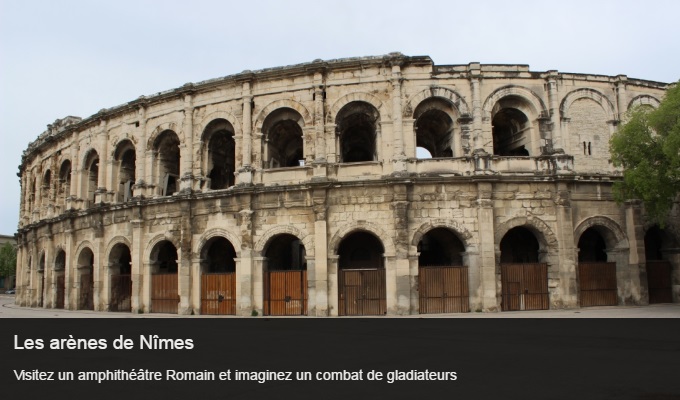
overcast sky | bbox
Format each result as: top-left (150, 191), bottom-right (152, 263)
top-left (1, 0), bottom-right (678, 235)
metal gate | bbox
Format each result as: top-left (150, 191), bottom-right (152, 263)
top-left (264, 270), bottom-right (307, 316)
top-left (419, 266), bottom-right (470, 314)
top-left (201, 273), bottom-right (236, 315)
top-left (79, 273), bottom-right (94, 310)
top-left (151, 273), bottom-right (178, 314)
top-left (110, 274), bottom-right (132, 312)
top-left (578, 262), bottom-right (618, 307)
top-left (647, 261), bottom-right (673, 304)
top-left (501, 263), bottom-right (549, 311)
top-left (55, 275), bottom-right (65, 309)
top-left (339, 269), bottom-right (386, 316)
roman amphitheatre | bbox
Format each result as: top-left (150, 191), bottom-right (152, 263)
top-left (14, 53), bottom-right (677, 316)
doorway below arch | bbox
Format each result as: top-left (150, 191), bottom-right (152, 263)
top-left (500, 227), bottom-right (549, 311)
top-left (200, 237), bottom-right (237, 315)
top-left (577, 227), bottom-right (617, 307)
top-left (263, 234), bottom-right (307, 316)
top-left (417, 228), bottom-right (469, 314)
top-left (337, 231), bottom-right (386, 316)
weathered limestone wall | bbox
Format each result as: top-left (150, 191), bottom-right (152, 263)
top-left (14, 54), bottom-right (675, 315)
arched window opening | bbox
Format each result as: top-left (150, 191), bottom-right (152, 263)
top-left (204, 237), bottom-right (236, 273)
top-left (578, 228), bottom-right (607, 262)
top-left (500, 227), bottom-right (539, 263)
top-left (154, 131), bottom-right (180, 196)
top-left (29, 177), bottom-right (36, 211)
top-left (114, 141), bottom-right (136, 202)
top-left (418, 228), bottom-right (465, 266)
top-left (262, 108), bottom-right (304, 169)
top-left (58, 160), bottom-right (71, 206)
top-left (336, 102), bottom-right (379, 163)
top-left (492, 97), bottom-right (532, 156)
top-left (84, 150), bottom-right (99, 206)
top-left (41, 170), bottom-right (51, 205)
top-left (114, 140), bottom-right (137, 202)
top-left (414, 99), bottom-right (455, 158)
top-left (54, 250), bottom-right (66, 270)
top-left (204, 119), bottom-right (236, 189)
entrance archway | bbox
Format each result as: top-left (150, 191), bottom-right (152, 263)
top-left (417, 228), bottom-right (469, 313)
top-left (577, 227), bottom-right (617, 307)
top-left (499, 227), bottom-right (548, 311)
top-left (263, 234), bottom-right (307, 316)
top-left (200, 237), bottom-right (237, 315)
top-left (77, 248), bottom-right (94, 310)
top-left (54, 250), bottom-right (66, 309)
top-left (149, 240), bottom-right (178, 314)
top-left (645, 226), bottom-right (673, 304)
top-left (109, 243), bottom-right (132, 312)
top-left (337, 231), bottom-right (385, 316)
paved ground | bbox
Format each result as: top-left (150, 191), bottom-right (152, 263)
top-left (2, 294), bottom-right (679, 318)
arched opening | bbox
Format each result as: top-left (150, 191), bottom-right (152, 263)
top-left (200, 237), bottom-right (237, 315)
top-left (645, 226), bottom-right (673, 303)
top-left (83, 150), bottom-right (99, 206)
top-left (54, 250), bottom-right (66, 309)
top-left (336, 101), bottom-right (379, 163)
top-left (149, 240), bottom-right (178, 314)
top-left (418, 228), bottom-right (469, 313)
top-left (114, 141), bottom-right (136, 202)
top-left (154, 131), bottom-right (180, 196)
top-left (29, 177), bottom-right (36, 212)
top-left (577, 227), bottom-right (618, 306)
top-left (58, 160), bottom-right (71, 207)
top-left (262, 108), bottom-right (304, 168)
top-left (77, 248), bottom-right (94, 310)
top-left (263, 234), bottom-right (307, 316)
top-left (38, 253), bottom-right (45, 308)
top-left (337, 231), bottom-right (385, 315)
top-left (499, 226), bottom-right (548, 311)
top-left (203, 119), bottom-right (236, 189)
top-left (109, 243), bottom-right (132, 312)
top-left (492, 96), bottom-right (533, 156)
top-left (41, 170), bottom-right (51, 206)
top-left (414, 98), bottom-right (455, 158)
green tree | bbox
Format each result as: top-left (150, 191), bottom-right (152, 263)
top-left (0, 242), bottom-right (17, 280)
top-left (610, 82), bottom-right (680, 226)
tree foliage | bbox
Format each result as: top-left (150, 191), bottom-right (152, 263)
top-left (610, 82), bottom-right (680, 225)
top-left (0, 242), bottom-right (17, 278)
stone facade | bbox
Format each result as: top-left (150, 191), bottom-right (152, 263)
top-left (14, 53), bottom-right (679, 315)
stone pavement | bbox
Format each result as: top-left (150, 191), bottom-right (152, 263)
top-left (2, 294), bottom-right (678, 318)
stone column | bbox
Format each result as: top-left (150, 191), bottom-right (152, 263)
top-left (327, 255), bottom-right (339, 316)
top-left (554, 183), bottom-right (578, 308)
top-left (408, 254), bottom-right (419, 314)
top-left (623, 200), bottom-right (646, 305)
top-left (238, 209), bottom-right (254, 315)
top-left (130, 218), bottom-right (143, 313)
top-left (180, 93), bottom-right (194, 193)
top-left (64, 221), bottom-right (74, 309)
top-left (252, 256), bottom-right (265, 315)
top-left (476, 182), bottom-right (498, 311)
top-left (44, 231), bottom-right (54, 308)
top-left (468, 63), bottom-right (485, 153)
top-left (191, 257), bottom-right (203, 314)
top-left (313, 201), bottom-right (328, 316)
top-left (616, 75), bottom-right (628, 121)
top-left (178, 200), bottom-right (193, 315)
top-left (547, 71), bottom-right (563, 152)
top-left (391, 186), bottom-right (410, 314)
top-left (237, 82), bottom-right (254, 185)
top-left (391, 63), bottom-right (407, 174)
top-left (133, 106), bottom-right (147, 198)
top-left (96, 119), bottom-right (108, 204)
top-left (312, 72), bottom-right (328, 180)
